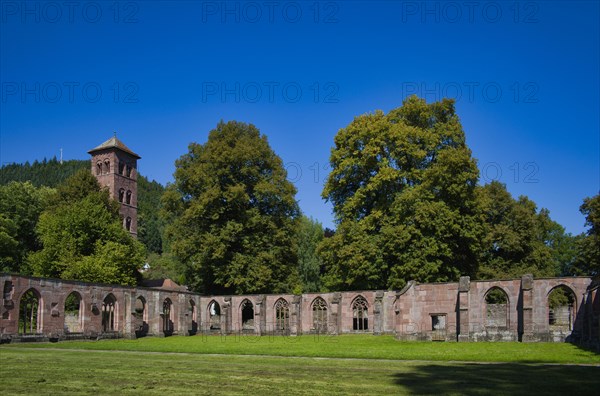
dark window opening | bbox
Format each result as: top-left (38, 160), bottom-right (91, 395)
top-left (352, 296), bottom-right (368, 331)
top-left (241, 300), bottom-right (254, 331)
top-left (275, 299), bottom-right (289, 333)
top-left (209, 301), bottom-right (221, 330)
top-left (312, 297), bottom-right (327, 334)
top-left (19, 289), bottom-right (40, 334)
top-left (102, 294), bottom-right (116, 332)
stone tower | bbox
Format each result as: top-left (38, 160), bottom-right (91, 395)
top-left (88, 135), bottom-right (141, 237)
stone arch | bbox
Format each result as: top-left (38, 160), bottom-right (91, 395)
top-left (104, 159), bottom-right (110, 174)
top-left (351, 295), bottom-right (369, 331)
top-left (118, 188), bottom-right (125, 203)
top-left (189, 299), bottom-right (197, 334)
top-left (126, 190), bottom-right (132, 205)
top-left (96, 161), bottom-right (102, 175)
top-left (163, 298), bottom-right (174, 335)
top-left (274, 298), bottom-right (289, 333)
top-left (484, 286), bottom-right (509, 329)
top-left (102, 294), bottom-right (117, 332)
top-left (208, 300), bottom-right (221, 330)
top-left (134, 296), bottom-right (148, 337)
top-left (64, 291), bottom-right (83, 333)
top-left (125, 217), bottom-right (132, 231)
top-left (240, 299), bottom-right (254, 332)
top-left (548, 284), bottom-right (577, 331)
top-left (18, 288), bottom-right (41, 334)
top-left (311, 297), bottom-right (328, 334)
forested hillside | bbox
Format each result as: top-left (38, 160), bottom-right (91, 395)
top-left (0, 158), bottom-right (165, 254)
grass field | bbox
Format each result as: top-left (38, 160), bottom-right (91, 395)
top-left (1, 335), bottom-right (599, 395)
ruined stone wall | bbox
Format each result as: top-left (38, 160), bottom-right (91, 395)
top-left (1, 273), bottom-right (598, 346)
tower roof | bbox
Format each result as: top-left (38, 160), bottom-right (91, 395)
top-left (88, 136), bottom-right (141, 159)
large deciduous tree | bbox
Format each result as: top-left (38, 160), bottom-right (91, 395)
top-left (28, 169), bottom-right (145, 285)
top-left (320, 96), bottom-right (482, 290)
top-left (296, 216), bottom-right (324, 293)
top-left (0, 181), bottom-right (53, 273)
top-left (476, 181), bottom-right (571, 279)
top-left (162, 121), bottom-right (300, 294)
top-left (572, 194), bottom-right (600, 275)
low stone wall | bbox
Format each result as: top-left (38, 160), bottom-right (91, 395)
top-left (1, 273), bottom-right (598, 347)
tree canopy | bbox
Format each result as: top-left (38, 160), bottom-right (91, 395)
top-left (28, 169), bottom-right (145, 285)
top-left (162, 121), bottom-right (300, 294)
top-left (320, 96), bottom-right (482, 290)
top-left (571, 194), bottom-right (600, 276)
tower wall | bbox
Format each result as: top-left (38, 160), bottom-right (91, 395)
top-left (89, 143), bottom-right (139, 237)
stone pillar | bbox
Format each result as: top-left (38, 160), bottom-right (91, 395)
top-left (223, 297), bottom-right (231, 335)
top-left (330, 292), bottom-right (341, 335)
top-left (373, 291), bottom-right (384, 335)
top-left (457, 276), bottom-right (470, 342)
top-left (519, 274), bottom-right (534, 341)
top-left (123, 291), bottom-right (134, 339)
top-left (256, 295), bottom-right (265, 336)
top-left (291, 295), bottom-right (301, 335)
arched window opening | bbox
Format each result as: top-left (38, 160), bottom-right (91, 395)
top-left (549, 286), bottom-right (576, 331)
top-left (208, 301), bottom-right (221, 330)
top-left (96, 162), bottom-right (102, 175)
top-left (312, 297), bottom-right (328, 334)
top-left (241, 299), bottom-right (254, 331)
top-left (118, 162), bottom-right (125, 175)
top-left (104, 159), bottom-right (110, 174)
top-left (163, 298), bottom-right (174, 335)
top-left (189, 299), bottom-right (197, 334)
top-left (274, 299), bottom-right (289, 333)
top-left (19, 289), bottom-right (41, 334)
top-left (102, 294), bottom-right (117, 332)
top-left (134, 296), bottom-right (148, 337)
top-left (126, 165), bottom-right (132, 177)
top-left (352, 296), bottom-right (368, 331)
top-left (64, 292), bottom-right (82, 333)
top-left (484, 287), bottom-right (509, 329)
top-left (126, 190), bottom-right (132, 205)
top-left (125, 217), bottom-right (132, 231)
top-left (118, 189), bottom-right (125, 203)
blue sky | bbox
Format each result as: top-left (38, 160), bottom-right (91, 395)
top-left (1, 1), bottom-right (598, 234)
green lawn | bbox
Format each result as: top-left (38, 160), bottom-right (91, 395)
top-left (2, 336), bottom-right (599, 395)
top-left (4, 334), bottom-right (599, 364)
top-left (0, 347), bottom-right (598, 395)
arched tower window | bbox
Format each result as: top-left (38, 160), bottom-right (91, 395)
top-left (118, 162), bottom-right (125, 175)
top-left (126, 190), bottom-right (132, 204)
top-left (352, 296), bottom-right (368, 331)
top-left (312, 297), bottom-right (328, 334)
top-left (274, 298), bottom-right (289, 333)
top-left (96, 162), bottom-right (102, 175)
top-left (126, 165), bottom-right (132, 177)
top-left (118, 189), bottom-right (125, 203)
top-left (104, 159), bottom-right (110, 174)
top-left (125, 217), bottom-right (132, 231)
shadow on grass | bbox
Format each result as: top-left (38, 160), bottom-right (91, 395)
top-left (393, 363), bottom-right (600, 395)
